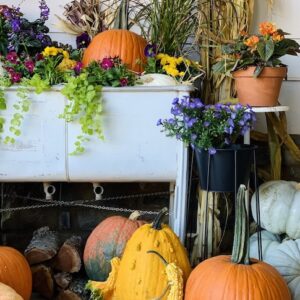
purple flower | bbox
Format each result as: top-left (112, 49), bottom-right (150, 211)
top-left (172, 97), bottom-right (179, 104)
top-left (227, 118), bottom-right (234, 127)
top-left (101, 57), bottom-right (114, 70)
top-left (144, 44), bottom-right (157, 57)
top-left (73, 61), bottom-right (83, 75)
top-left (10, 72), bottom-right (22, 83)
top-left (24, 60), bottom-right (35, 73)
top-left (36, 33), bottom-right (44, 40)
top-left (171, 106), bottom-right (182, 116)
top-left (203, 121), bottom-right (210, 127)
top-left (186, 118), bottom-right (196, 128)
top-left (168, 118), bottom-right (175, 125)
top-left (224, 137), bottom-right (231, 144)
top-left (6, 52), bottom-right (18, 64)
top-left (39, 0), bottom-right (50, 21)
top-left (76, 32), bottom-right (91, 49)
top-left (224, 126), bottom-right (233, 134)
top-left (120, 78), bottom-right (128, 87)
top-left (11, 18), bottom-right (21, 32)
top-left (208, 148), bottom-right (217, 155)
top-left (176, 133), bottom-right (182, 140)
top-left (157, 119), bottom-right (163, 126)
top-left (191, 134), bottom-right (197, 141)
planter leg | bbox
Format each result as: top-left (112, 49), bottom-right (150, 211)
top-left (169, 143), bottom-right (188, 243)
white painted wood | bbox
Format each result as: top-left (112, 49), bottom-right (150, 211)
top-left (0, 86), bottom-right (192, 241)
top-left (0, 88), bottom-right (67, 181)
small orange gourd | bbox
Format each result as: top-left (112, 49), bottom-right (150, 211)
top-left (0, 247), bottom-right (32, 300)
top-left (184, 185), bottom-right (291, 300)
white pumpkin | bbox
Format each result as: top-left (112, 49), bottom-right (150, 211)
top-left (0, 282), bottom-right (24, 300)
top-left (139, 73), bottom-right (178, 86)
top-left (265, 239), bottom-right (300, 300)
top-left (251, 180), bottom-right (300, 239)
top-left (249, 230), bottom-right (281, 259)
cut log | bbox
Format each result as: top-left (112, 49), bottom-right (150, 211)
top-left (53, 236), bottom-right (83, 273)
top-left (25, 226), bottom-right (60, 265)
top-left (57, 278), bottom-right (89, 300)
top-left (31, 264), bottom-right (54, 300)
top-left (54, 272), bottom-right (72, 290)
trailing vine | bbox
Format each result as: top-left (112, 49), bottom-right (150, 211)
top-left (60, 73), bottom-right (104, 155)
top-left (3, 75), bottom-right (50, 144)
top-left (0, 77), bottom-right (10, 135)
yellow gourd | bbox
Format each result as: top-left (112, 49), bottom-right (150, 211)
top-left (87, 208), bottom-right (190, 300)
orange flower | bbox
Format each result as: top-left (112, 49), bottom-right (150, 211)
top-left (272, 32), bottom-right (284, 42)
top-left (259, 22), bottom-right (277, 35)
top-left (244, 35), bottom-right (260, 48)
top-left (240, 30), bottom-right (248, 37)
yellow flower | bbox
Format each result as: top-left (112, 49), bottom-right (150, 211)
top-left (62, 50), bottom-right (69, 59)
top-left (272, 32), bottom-right (284, 42)
top-left (259, 22), bottom-right (277, 36)
top-left (176, 57), bottom-right (184, 64)
top-left (42, 46), bottom-right (59, 56)
top-left (244, 35), bottom-right (260, 48)
top-left (163, 65), bottom-right (179, 77)
top-left (156, 53), bottom-right (166, 60)
top-left (160, 55), bottom-right (171, 66)
top-left (179, 71), bottom-right (185, 77)
top-left (57, 58), bottom-right (77, 71)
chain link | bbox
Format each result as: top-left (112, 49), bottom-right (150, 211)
top-left (0, 191), bottom-right (173, 215)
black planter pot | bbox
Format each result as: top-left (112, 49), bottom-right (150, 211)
top-left (194, 144), bottom-right (257, 192)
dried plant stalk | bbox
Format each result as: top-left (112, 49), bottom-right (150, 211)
top-left (56, 0), bottom-right (119, 38)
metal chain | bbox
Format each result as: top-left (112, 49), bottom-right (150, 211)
top-left (0, 190), bottom-right (173, 215)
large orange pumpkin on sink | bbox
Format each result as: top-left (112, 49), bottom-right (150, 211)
top-left (83, 211), bottom-right (146, 281)
top-left (82, 29), bottom-right (147, 73)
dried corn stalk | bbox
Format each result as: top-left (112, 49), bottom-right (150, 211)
top-left (197, 0), bottom-right (254, 104)
top-left (55, 0), bottom-right (119, 38)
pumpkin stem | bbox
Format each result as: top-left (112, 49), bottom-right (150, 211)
top-left (231, 185), bottom-right (250, 265)
top-left (152, 207), bottom-right (168, 230)
top-left (129, 210), bottom-right (141, 220)
top-left (113, 0), bottom-right (129, 30)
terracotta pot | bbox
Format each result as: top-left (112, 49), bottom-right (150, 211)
top-left (233, 66), bottom-right (287, 107)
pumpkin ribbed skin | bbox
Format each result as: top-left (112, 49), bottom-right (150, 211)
top-left (114, 223), bottom-right (191, 300)
top-left (84, 214), bottom-right (145, 281)
top-left (0, 247), bottom-right (32, 300)
top-left (82, 29), bottom-right (147, 73)
top-left (185, 256), bottom-right (290, 300)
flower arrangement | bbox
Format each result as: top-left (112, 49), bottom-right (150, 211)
top-left (0, 2), bottom-right (139, 154)
top-left (212, 22), bottom-right (300, 77)
top-left (158, 97), bottom-right (256, 154)
top-left (144, 44), bottom-right (204, 83)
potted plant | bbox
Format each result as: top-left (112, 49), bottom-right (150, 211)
top-left (158, 97), bottom-right (257, 192)
top-left (212, 22), bottom-right (300, 106)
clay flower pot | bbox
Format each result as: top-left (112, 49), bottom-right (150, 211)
top-left (233, 66), bottom-right (287, 107)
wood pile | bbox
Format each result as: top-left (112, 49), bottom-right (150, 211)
top-left (25, 227), bottom-right (90, 299)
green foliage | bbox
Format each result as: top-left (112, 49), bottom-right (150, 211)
top-left (133, 0), bottom-right (197, 56)
top-left (0, 16), bottom-right (8, 56)
top-left (60, 73), bottom-right (103, 155)
top-left (3, 76), bottom-right (50, 144)
top-left (212, 23), bottom-right (300, 77)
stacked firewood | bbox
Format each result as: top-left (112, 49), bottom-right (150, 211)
top-left (25, 227), bottom-right (90, 300)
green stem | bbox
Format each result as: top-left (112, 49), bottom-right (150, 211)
top-left (231, 184), bottom-right (250, 265)
top-left (152, 207), bottom-right (168, 230)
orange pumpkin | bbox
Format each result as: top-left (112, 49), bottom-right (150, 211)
top-left (0, 247), bottom-right (32, 300)
top-left (185, 185), bottom-right (291, 300)
top-left (83, 211), bottom-right (146, 281)
top-left (82, 29), bottom-right (147, 73)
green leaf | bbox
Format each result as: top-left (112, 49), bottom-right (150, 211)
top-left (253, 66), bottom-right (264, 78)
top-left (257, 39), bottom-right (274, 62)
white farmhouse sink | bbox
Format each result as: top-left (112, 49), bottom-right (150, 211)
top-left (0, 85), bottom-right (193, 241)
